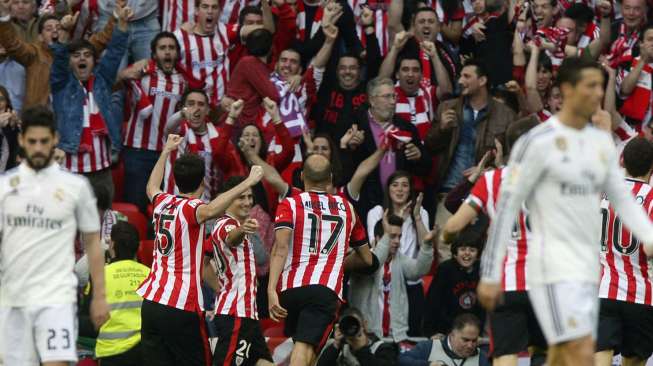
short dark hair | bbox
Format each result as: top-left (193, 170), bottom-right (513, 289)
top-left (338, 52), bottom-right (361, 65)
top-left (173, 154), bottom-right (206, 194)
top-left (111, 221), bottom-right (141, 260)
top-left (623, 137), bottom-right (653, 178)
top-left (218, 176), bottom-right (246, 194)
top-left (195, 0), bottom-right (218, 7)
top-left (505, 116), bottom-right (539, 153)
top-left (150, 31), bottom-right (181, 58)
top-left (245, 28), bottom-right (273, 57)
top-left (396, 56), bottom-right (422, 75)
top-left (181, 88), bottom-right (209, 106)
top-left (451, 313), bottom-right (481, 332)
top-left (463, 59), bottom-right (489, 80)
top-left (38, 14), bottom-right (59, 34)
top-left (68, 39), bottom-right (97, 60)
top-left (238, 5), bottom-right (263, 25)
top-left (564, 3), bottom-right (594, 26)
top-left (537, 52), bottom-right (553, 73)
top-left (451, 217), bottom-right (487, 256)
top-left (412, 7), bottom-right (438, 23)
top-left (21, 106), bottom-right (56, 135)
top-left (555, 56), bottom-right (601, 87)
top-left (303, 155), bottom-right (332, 184)
top-left (374, 214), bottom-right (404, 238)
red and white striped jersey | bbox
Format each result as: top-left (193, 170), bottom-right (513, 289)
top-left (175, 26), bottom-right (231, 107)
top-left (219, 0), bottom-right (260, 25)
top-left (347, 0), bottom-right (391, 55)
top-left (466, 168), bottom-right (530, 292)
top-left (137, 193), bottom-right (206, 311)
top-left (274, 191), bottom-right (367, 300)
top-left (577, 21), bottom-right (600, 49)
top-left (163, 122), bottom-right (221, 202)
top-left (64, 79), bottom-right (111, 173)
top-left (599, 179), bottom-right (653, 305)
top-left (161, 0), bottom-right (194, 32)
top-left (211, 214), bottom-right (259, 319)
top-left (124, 68), bottom-right (185, 151)
top-left (394, 84), bottom-right (437, 140)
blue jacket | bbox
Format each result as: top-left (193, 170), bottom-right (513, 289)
top-left (50, 29), bottom-right (127, 153)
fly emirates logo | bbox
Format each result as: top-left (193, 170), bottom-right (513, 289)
top-left (6, 204), bottom-right (63, 230)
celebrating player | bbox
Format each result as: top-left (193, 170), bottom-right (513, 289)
top-left (267, 154), bottom-right (377, 366)
top-left (137, 134), bottom-right (262, 366)
top-left (478, 57), bottom-right (653, 366)
top-left (0, 106), bottom-right (109, 365)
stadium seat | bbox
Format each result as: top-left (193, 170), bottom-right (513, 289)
top-left (259, 318), bottom-right (278, 332)
top-left (120, 210), bottom-right (148, 240)
top-left (138, 239), bottom-right (155, 267)
top-left (111, 160), bottom-right (124, 202)
top-left (422, 275), bottom-right (433, 296)
top-left (263, 323), bottom-right (285, 337)
top-left (112, 202), bottom-right (140, 214)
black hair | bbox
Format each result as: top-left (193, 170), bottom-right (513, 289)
top-left (537, 52), bottom-right (553, 73)
top-left (491, 88), bottom-right (519, 114)
top-left (0, 85), bottom-right (13, 112)
top-left (451, 313), bottom-right (481, 332)
top-left (68, 39), bottom-right (97, 60)
top-left (412, 6), bottom-right (438, 24)
top-left (238, 5), bottom-right (263, 25)
top-left (280, 47), bottom-right (303, 65)
top-left (555, 56), bottom-right (601, 87)
top-left (395, 56), bottom-right (423, 75)
top-left (505, 116), bottom-right (539, 153)
top-left (20, 106), bottom-right (56, 135)
top-left (173, 154), bottom-right (206, 194)
top-left (245, 28), bottom-right (273, 57)
top-left (463, 59), bottom-right (489, 89)
top-left (451, 217), bottom-right (488, 256)
top-left (236, 123), bottom-right (268, 162)
top-left (38, 14), bottom-right (59, 34)
top-left (373, 220), bottom-right (384, 239)
top-left (623, 137), bottom-right (653, 178)
top-left (218, 175), bottom-right (246, 194)
top-left (338, 52), bottom-right (361, 65)
top-left (111, 221), bottom-right (141, 260)
top-left (195, 0), bottom-right (218, 7)
top-left (181, 88), bottom-right (209, 106)
top-left (150, 31), bottom-right (181, 58)
top-left (563, 3), bottom-right (595, 26)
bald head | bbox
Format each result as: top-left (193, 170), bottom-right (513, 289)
top-left (303, 154), bottom-right (332, 186)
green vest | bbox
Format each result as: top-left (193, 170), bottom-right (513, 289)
top-left (95, 259), bottom-right (149, 358)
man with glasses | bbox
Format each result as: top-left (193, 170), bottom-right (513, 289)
top-left (341, 76), bottom-right (431, 221)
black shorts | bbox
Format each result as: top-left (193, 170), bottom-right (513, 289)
top-left (212, 315), bottom-right (273, 366)
top-left (489, 291), bottom-right (546, 357)
top-left (597, 298), bottom-right (653, 360)
top-left (280, 285), bottom-right (339, 349)
top-left (140, 299), bottom-right (211, 366)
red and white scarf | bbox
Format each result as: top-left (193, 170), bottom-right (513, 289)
top-left (79, 76), bottom-right (108, 153)
top-left (535, 27), bottom-right (569, 67)
top-left (577, 21), bottom-right (599, 49)
top-left (394, 85), bottom-right (436, 140)
top-left (296, 1), bottom-right (324, 41)
top-left (608, 23), bottom-right (640, 68)
top-left (462, 12), bottom-right (501, 38)
top-left (349, 0), bottom-right (391, 55)
top-left (619, 57), bottom-right (653, 124)
top-left (39, 0), bottom-right (99, 40)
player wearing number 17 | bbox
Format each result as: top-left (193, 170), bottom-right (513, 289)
top-left (136, 134), bottom-right (263, 366)
top-left (267, 154), bottom-right (377, 366)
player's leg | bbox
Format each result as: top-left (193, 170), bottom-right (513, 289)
top-left (557, 335), bottom-right (595, 366)
top-left (595, 299), bottom-right (621, 366)
top-left (289, 341), bottom-right (317, 366)
top-left (34, 304), bottom-right (77, 366)
top-left (140, 300), bottom-right (176, 366)
top-left (0, 306), bottom-right (40, 365)
top-left (620, 301), bottom-right (653, 366)
top-left (166, 308), bottom-right (211, 366)
top-left (489, 292), bottom-right (530, 366)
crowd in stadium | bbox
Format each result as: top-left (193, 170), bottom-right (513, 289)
top-left (1, 0), bottom-right (653, 364)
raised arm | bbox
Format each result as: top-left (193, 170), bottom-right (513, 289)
top-left (422, 41), bottom-right (453, 98)
top-left (95, 3), bottom-right (130, 85)
top-left (261, 0), bottom-right (276, 34)
top-left (388, 0), bottom-right (405, 40)
top-left (347, 146), bottom-right (385, 200)
top-left (146, 134), bottom-right (183, 201)
top-left (524, 43), bottom-right (544, 114)
top-left (311, 23), bottom-right (338, 69)
top-left (196, 166), bottom-right (263, 223)
top-left (621, 52), bottom-right (650, 96)
top-left (242, 137), bottom-right (289, 196)
top-left (379, 30), bottom-right (410, 78)
top-left (587, 0), bottom-right (613, 58)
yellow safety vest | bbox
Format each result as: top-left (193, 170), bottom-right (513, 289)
top-left (95, 259), bottom-right (150, 358)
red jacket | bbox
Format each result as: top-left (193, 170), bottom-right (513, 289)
top-left (225, 56), bottom-right (280, 124)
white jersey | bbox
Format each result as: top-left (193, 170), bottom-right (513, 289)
top-left (481, 116), bottom-right (653, 286)
top-left (0, 163), bottom-right (100, 306)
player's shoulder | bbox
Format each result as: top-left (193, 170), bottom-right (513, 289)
top-left (512, 120), bottom-right (558, 156)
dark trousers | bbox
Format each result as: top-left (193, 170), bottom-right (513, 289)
top-left (83, 168), bottom-right (114, 205)
top-left (407, 282), bottom-right (425, 337)
top-left (122, 148), bottom-right (159, 212)
top-left (99, 343), bottom-right (143, 366)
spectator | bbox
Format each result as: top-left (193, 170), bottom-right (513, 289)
top-left (608, 0), bottom-right (647, 70)
top-left (0, 85), bottom-right (19, 171)
top-left (524, 45), bottom-right (558, 120)
top-left (316, 306), bottom-right (399, 366)
top-left (49, 4), bottom-right (130, 201)
top-left (343, 76), bottom-right (431, 221)
top-left (0, 7), bottom-right (115, 109)
top-left (119, 31), bottom-right (201, 212)
top-left (350, 210), bottom-right (434, 342)
top-left (399, 313), bottom-right (489, 366)
top-left (95, 221), bottom-right (149, 366)
top-left (618, 25), bottom-right (653, 132)
top-left (224, 28), bottom-right (279, 124)
top-left (0, 45), bottom-right (24, 114)
top-left (426, 59), bottom-right (515, 254)
top-left (423, 224), bottom-right (486, 337)
top-left (9, 0), bottom-right (38, 42)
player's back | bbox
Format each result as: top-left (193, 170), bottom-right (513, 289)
top-left (137, 192), bottom-right (206, 312)
top-left (275, 191), bottom-right (367, 299)
top-left (0, 164), bottom-right (100, 306)
top-left (505, 117), bottom-right (617, 286)
top-left (599, 179), bottom-right (653, 304)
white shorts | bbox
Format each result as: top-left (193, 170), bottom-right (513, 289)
top-left (0, 304), bottom-right (78, 365)
top-left (528, 282), bottom-right (599, 345)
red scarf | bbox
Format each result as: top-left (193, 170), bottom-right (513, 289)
top-left (382, 262), bottom-right (392, 337)
top-left (394, 85), bottom-right (434, 140)
top-left (619, 57), bottom-right (653, 123)
top-left (462, 12), bottom-right (501, 37)
top-left (296, 1), bottom-right (324, 41)
top-left (608, 23), bottom-right (640, 68)
top-left (79, 76), bottom-right (108, 153)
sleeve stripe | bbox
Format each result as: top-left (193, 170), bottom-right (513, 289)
top-left (274, 222), bottom-right (293, 230)
top-left (514, 125), bottom-right (555, 163)
top-left (350, 239), bottom-right (367, 248)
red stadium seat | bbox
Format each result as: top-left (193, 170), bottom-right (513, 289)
top-left (111, 160), bottom-right (124, 202)
top-left (112, 202), bottom-right (140, 214)
top-left (120, 210), bottom-right (148, 240)
top-left (138, 239), bottom-right (155, 267)
top-left (422, 275), bottom-right (433, 296)
top-left (263, 323), bottom-right (285, 337)
top-left (259, 318), bottom-right (279, 332)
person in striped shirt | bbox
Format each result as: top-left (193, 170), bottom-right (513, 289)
top-left (137, 134), bottom-right (263, 366)
top-left (595, 137), bottom-right (653, 366)
top-left (211, 176), bottom-right (274, 366)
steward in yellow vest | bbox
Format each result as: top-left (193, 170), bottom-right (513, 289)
top-left (95, 221), bottom-right (150, 365)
